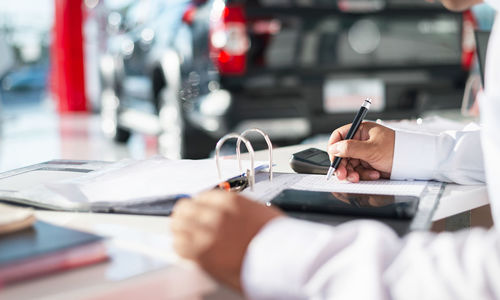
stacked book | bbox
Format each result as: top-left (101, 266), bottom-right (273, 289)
top-left (0, 204), bottom-right (107, 285)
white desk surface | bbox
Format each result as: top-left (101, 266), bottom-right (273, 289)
top-left (1, 142), bottom-right (489, 300)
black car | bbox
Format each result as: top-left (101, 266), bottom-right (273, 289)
top-left (100, 0), bottom-right (467, 158)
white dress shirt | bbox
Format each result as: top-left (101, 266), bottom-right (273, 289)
top-left (241, 5), bottom-right (500, 299)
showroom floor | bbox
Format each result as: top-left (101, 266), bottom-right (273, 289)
top-left (0, 96), bottom-right (159, 173)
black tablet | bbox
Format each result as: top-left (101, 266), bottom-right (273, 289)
top-left (269, 189), bottom-right (419, 219)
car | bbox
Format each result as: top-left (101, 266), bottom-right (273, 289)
top-left (100, 0), bottom-right (468, 159)
top-left (100, 0), bottom-right (195, 156)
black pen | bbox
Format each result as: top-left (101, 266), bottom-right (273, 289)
top-left (326, 98), bottom-right (372, 180)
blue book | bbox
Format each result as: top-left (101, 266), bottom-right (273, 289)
top-left (0, 221), bottom-right (107, 284)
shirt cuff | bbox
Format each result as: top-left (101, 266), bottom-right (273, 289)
top-left (390, 130), bottom-right (439, 181)
top-left (241, 217), bottom-right (336, 300)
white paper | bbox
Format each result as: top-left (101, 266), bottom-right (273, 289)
top-left (293, 175), bottom-right (427, 196)
top-left (243, 172), bottom-right (428, 203)
top-left (0, 170), bottom-right (84, 192)
top-left (47, 157), bottom-right (268, 205)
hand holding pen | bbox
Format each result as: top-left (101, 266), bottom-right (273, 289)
top-left (326, 99), bottom-right (371, 180)
top-left (326, 100), bottom-right (396, 182)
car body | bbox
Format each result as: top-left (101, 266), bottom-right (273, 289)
top-left (100, 0), bottom-right (467, 158)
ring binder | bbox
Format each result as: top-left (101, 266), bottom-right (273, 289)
top-left (215, 128), bottom-right (274, 191)
top-left (236, 128), bottom-right (273, 182)
top-left (215, 133), bottom-right (256, 190)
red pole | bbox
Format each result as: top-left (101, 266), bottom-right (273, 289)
top-left (51, 0), bottom-right (88, 112)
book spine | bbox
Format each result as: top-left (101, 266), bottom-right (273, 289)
top-left (0, 242), bottom-right (108, 285)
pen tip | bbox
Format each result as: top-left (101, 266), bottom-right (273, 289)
top-left (326, 167), bottom-right (335, 180)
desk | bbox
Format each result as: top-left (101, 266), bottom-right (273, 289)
top-left (1, 143), bottom-right (492, 300)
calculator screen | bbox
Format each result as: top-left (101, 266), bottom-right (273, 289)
top-left (307, 152), bottom-right (330, 164)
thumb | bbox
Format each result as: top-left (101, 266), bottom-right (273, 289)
top-left (328, 139), bottom-right (374, 161)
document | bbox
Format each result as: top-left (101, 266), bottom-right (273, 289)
top-left (0, 158), bottom-right (268, 212)
top-left (47, 157), bottom-right (268, 206)
top-left (243, 172), bottom-right (428, 203)
top-left (293, 175), bottom-right (427, 196)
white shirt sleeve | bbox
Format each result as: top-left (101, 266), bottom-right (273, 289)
top-left (390, 129), bottom-right (485, 184)
top-left (242, 218), bottom-right (500, 300)
top-left (481, 15), bottom-right (500, 225)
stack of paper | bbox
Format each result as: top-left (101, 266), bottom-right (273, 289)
top-left (47, 157), bottom-right (268, 207)
top-left (0, 158), bottom-right (267, 212)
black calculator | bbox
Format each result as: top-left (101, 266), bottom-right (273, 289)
top-left (289, 148), bottom-right (330, 174)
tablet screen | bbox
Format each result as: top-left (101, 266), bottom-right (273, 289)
top-left (270, 189), bottom-right (419, 219)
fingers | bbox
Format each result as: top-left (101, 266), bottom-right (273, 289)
top-left (333, 160), bottom-right (380, 182)
top-left (171, 199), bottom-right (223, 259)
top-left (355, 164), bottom-right (380, 181)
top-left (334, 159), bottom-right (348, 180)
top-left (345, 164), bottom-right (359, 183)
top-left (334, 159), bottom-right (361, 182)
top-left (328, 139), bottom-right (375, 162)
top-left (328, 123), bottom-right (365, 147)
top-left (172, 197), bottom-right (225, 231)
top-left (328, 124), bottom-right (350, 148)
top-left (327, 124), bottom-right (362, 161)
top-left (172, 198), bottom-right (199, 220)
top-left (327, 121), bottom-right (395, 176)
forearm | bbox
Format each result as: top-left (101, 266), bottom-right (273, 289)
top-left (242, 218), bottom-right (500, 300)
top-left (391, 128), bottom-right (485, 184)
top-left (241, 218), bottom-right (400, 300)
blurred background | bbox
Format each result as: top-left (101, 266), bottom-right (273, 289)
top-left (0, 0), bottom-right (495, 169)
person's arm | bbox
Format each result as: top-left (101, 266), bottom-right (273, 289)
top-left (242, 218), bottom-right (500, 300)
top-left (481, 10), bottom-right (500, 225)
top-left (391, 129), bottom-right (485, 184)
top-left (170, 189), bottom-right (500, 300)
top-left (327, 122), bottom-right (485, 185)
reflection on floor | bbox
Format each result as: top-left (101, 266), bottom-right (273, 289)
top-left (0, 104), bottom-right (160, 172)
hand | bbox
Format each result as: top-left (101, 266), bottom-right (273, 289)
top-left (327, 121), bottom-right (395, 182)
top-left (170, 191), bottom-right (284, 292)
